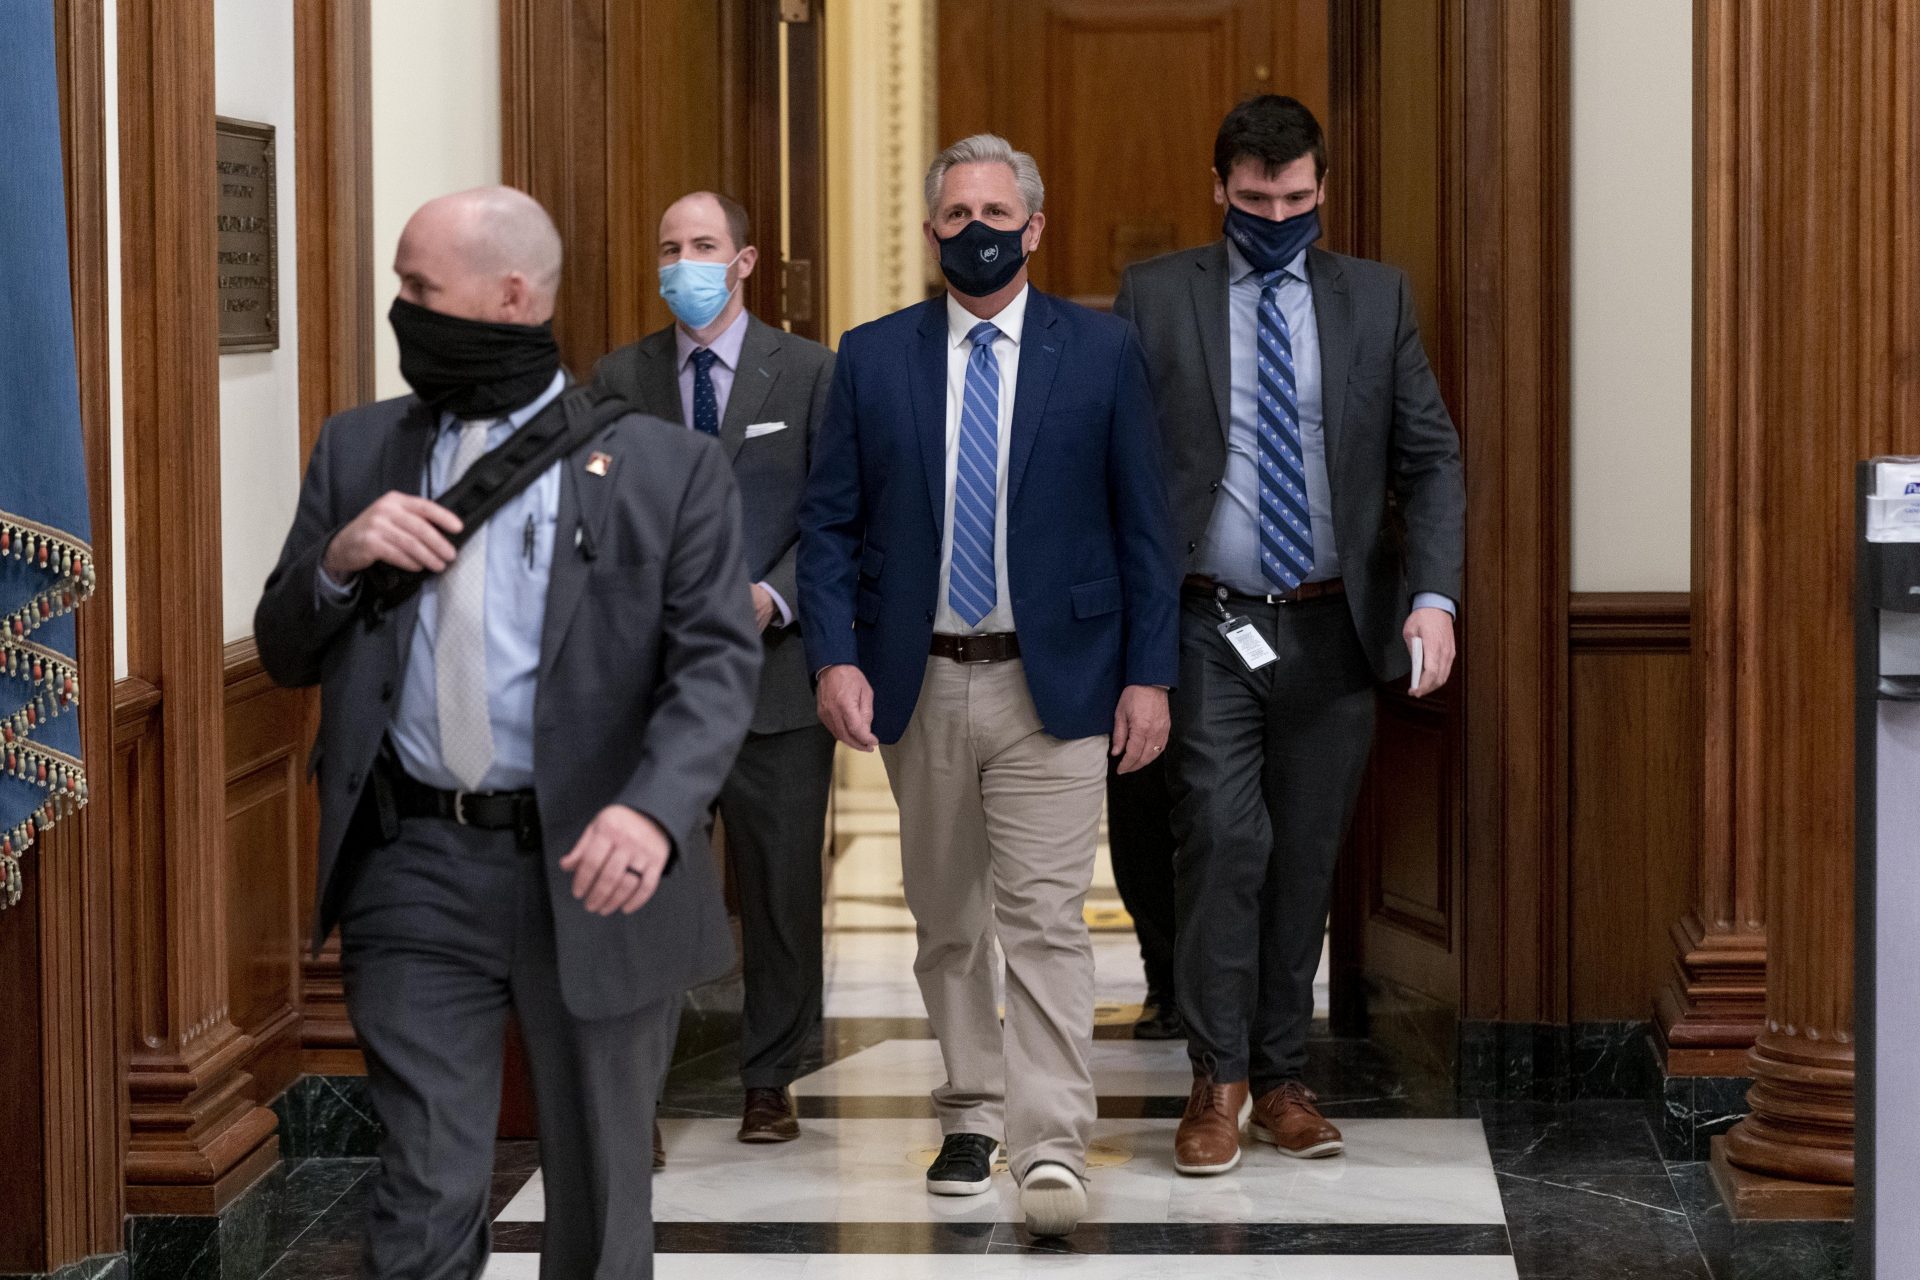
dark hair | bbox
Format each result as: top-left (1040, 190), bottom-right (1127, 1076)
top-left (687, 190), bottom-right (753, 252)
top-left (1212, 95), bottom-right (1327, 184)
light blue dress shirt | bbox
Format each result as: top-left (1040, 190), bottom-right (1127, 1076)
top-left (1198, 241), bottom-right (1454, 616)
top-left (319, 370), bottom-right (567, 792)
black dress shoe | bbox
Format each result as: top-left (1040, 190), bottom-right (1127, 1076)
top-left (925, 1132), bottom-right (999, 1196)
top-left (1134, 992), bottom-right (1185, 1040)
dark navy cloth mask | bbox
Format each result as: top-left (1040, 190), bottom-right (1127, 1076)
top-left (936, 218), bottom-right (1030, 297)
top-left (1222, 202), bottom-right (1321, 275)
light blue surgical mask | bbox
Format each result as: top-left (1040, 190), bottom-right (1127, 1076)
top-left (658, 252), bottom-right (741, 330)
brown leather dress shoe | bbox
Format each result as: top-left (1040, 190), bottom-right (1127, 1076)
top-left (738, 1086), bottom-right (801, 1143)
top-left (1250, 1081), bottom-right (1344, 1158)
top-left (652, 1120), bottom-right (666, 1171)
top-left (1173, 1073), bottom-right (1249, 1175)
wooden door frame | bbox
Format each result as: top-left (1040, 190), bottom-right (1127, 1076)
top-left (1331, 0), bottom-right (1572, 1034)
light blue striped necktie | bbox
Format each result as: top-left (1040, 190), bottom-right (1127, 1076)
top-left (1255, 268), bottom-right (1315, 590)
top-left (948, 320), bottom-right (1002, 627)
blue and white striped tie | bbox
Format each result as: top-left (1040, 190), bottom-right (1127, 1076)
top-left (1256, 269), bottom-right (1314, 590)
top-left (948, 321), bottom-right (1002, 627)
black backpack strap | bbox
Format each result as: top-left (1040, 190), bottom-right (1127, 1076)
top-left (361, 385), bottom-right (634, 618)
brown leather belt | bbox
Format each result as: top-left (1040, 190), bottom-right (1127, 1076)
top-left (1182, 573), bottom-right (1347, 606)
top-left (930, 632), bottom-right (1021, 664)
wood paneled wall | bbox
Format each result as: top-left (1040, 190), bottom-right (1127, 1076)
top-left (294, 0), bottom-right (373, 1076)
top-left (1568, 594), bottom-right (1695, 1022)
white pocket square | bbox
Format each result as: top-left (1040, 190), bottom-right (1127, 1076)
top-left (743, 420), bottom-right (788, 439)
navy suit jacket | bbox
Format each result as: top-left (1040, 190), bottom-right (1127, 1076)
top-left (798, 288), bottom-right (1179, 745)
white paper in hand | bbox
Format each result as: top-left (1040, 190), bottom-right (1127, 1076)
top-left (1409, 635), bottom-right (1425, 695)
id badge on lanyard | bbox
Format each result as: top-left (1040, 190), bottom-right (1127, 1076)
top-left (1213, 587), bottom-right (1278, 671)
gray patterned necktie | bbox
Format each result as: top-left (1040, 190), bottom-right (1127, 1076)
top-left (436, 420), bottom-right (495, 790)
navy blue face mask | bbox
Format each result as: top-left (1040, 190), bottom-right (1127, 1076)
top-left (936, 218), bottom-right (1030, 297)
top-left (1222, 201), bottom-right (1321, 274)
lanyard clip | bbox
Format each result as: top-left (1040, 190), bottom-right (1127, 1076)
top-left (1212, 585), bottom-right (1232, 621)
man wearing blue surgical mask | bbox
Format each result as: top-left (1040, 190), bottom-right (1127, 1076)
top-left (595, 190), bottom-right (837, 1157)
top-left (1114, 96), bottom-right (1465, 1176)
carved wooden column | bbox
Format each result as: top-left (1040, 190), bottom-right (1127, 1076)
top-left (1655, 0), bottom-right (1769, 1076)
top-left (117, 0), bottom-right (279, 1212)
top-left (1700, 0), bottom-right (1920, 1218)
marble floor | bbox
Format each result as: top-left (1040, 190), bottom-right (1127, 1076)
top-left (250, 754), bottom-right (1817, 1280)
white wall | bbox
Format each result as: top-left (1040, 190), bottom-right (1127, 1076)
top-left (1570, 0), bottom-right (1693, 591)
top-left (214, 0), bottom-right (302, 643)
top-left (371, 0), bottom-right (501, 399)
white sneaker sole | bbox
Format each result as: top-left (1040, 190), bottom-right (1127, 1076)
top-left (1020, 1164), bottom-right (1088, 1237)
top-left (926, 1173), bottom-right (994, 1196)
top-left (1249, 1123), bottom-right (1345, 1159)
top-left (1173, 1093), bottom-right (1254, 1176)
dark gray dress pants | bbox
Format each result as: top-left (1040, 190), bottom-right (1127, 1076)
top-left (339, 815), bottom-right (680, 1280)
top-left (716, 723), bottom-right (837, 1089)
top-left (1168, 592), bottom-right (1376, 1091)
top-left (1105, 754), bottom-right (1178, 999)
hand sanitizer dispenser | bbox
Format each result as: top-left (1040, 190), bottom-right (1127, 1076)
top-left (1858, 458), bottom-right (1920, 1279)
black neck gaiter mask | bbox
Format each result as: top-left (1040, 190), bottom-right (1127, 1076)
top-left (389, 297), bottom-right (562, 418)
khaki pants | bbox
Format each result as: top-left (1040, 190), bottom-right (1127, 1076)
top-left (880, 657), bottom-right (1107, 1180)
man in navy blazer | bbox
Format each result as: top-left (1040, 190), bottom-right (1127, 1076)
top-left (798, 134), bottom-right (1178, 1237)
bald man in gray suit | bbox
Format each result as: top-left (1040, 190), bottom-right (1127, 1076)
top-left (257, 187), bottom-right (761, 1279)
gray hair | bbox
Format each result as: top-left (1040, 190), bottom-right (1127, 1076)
top-left (923, 134), bottom-right (1045, 218)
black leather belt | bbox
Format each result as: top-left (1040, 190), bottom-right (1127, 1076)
top-left (1182, 573), bottom-right (1346, 607)
top-left (387, 767), bottom-right (542, 851)
top-left (930, 632), bottom-right (1021, 664)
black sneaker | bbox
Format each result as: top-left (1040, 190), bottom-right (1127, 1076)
top-left (926, 1132), bottom-right (999, 1196)
top-left (1133, 990), bottom-right (1186, 1040)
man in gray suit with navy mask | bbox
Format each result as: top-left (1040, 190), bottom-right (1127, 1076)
top-left (256, 186), bottom-right (761, 1279)
top-left (1114, 96), bottom-right (1465, 1177)
top-left (596, 190), bottom-right (837, 1150)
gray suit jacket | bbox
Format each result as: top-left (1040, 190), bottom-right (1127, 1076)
top-left (254, 390), bottom-right (763, 1020)
top-left (594, 314), bottom-right (834, 735)
top-left (1115, 242), bottom-right (1466, 680)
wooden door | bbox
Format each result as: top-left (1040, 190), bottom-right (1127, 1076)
top-left (1328, 0), bottom-right (1466, 1028)
top-left (939, 0), bottom-right (1330, 310)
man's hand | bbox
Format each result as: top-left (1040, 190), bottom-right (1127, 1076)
top-left (322, 491), bottom-right (464, 582)
top-left (1404, 607), bottom-right (1457, 698)
top-left (750, 583), bottom-right (777, 632)
top-left (558, 805), bottom-right (673, 915)
top-left (817, 663), bottom-right (878, 751)
top-left (1111, 684), bottom-right (1170, 774)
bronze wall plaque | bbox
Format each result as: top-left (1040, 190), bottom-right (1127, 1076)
top-left (216, 116), bottom-right (278, 353)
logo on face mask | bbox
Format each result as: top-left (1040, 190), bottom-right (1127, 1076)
top-left (936, 218), bottom-right (1029, 297)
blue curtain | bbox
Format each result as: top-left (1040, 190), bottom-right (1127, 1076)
top-left (0, 0), bottom-right (98, 910)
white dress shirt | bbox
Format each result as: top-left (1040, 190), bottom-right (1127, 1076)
top-left (934, 286), bottom-right (1026, 635)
